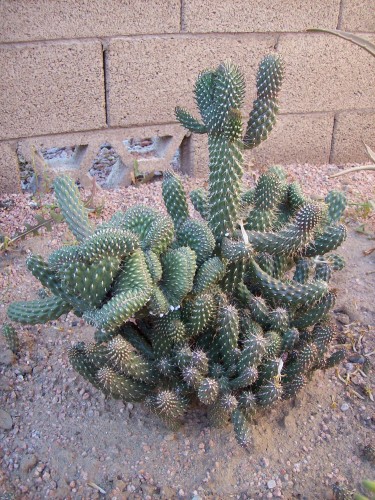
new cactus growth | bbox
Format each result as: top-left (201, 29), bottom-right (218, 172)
top-left (8, 54), bottom-right (348, 448)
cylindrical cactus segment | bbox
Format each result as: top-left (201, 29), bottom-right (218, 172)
top-left (2, 323), bottom-right (20, 354)
top-left (291, 292), bottom-right (335, 329)
top-left (249, 259), bottom-right (328, 307)
top-left (256, 379), bottom-right (283, 407)
top-left (80, 228), bottom-right (140, 261)
top-left (162, 170), bottom-right (189, 229)
top-left (177, 219), bottom-right (215, 265)
top-left (108, 336), bottom-right (156, 383)
top-left (232, 408), bottom-right (252, 447)
top-left (190, 188), bottom-right (209, 220)
top-left (146, 390), bottom-right (186, 429)
top-left (187, 293), bottom-right (216, 336)
top-left (175, 107), bottom-right (207, 134)
top-left (97, 366), bottom-right (150, 402)
top-left (217, 303), bottom-right (240, 368)
top-left (304, 224), bottom-right (347, 257)
top-left (293, 258), bottom-right (311, 284)
top-left (53, 175), bottom-right (94, 242)
top-left (324, 349), bottom-right (346, 369)
top-left (243, 54), bottom-right (284, 149)
top-left (193, 257), bottom-right (226, 294)
top-left (160, 247), bottom-right (197, 307)
top-left (198, 377), bottom-right (219, 405)
top-left (325, 190), bottom-right (347, 224)
top-left (8, 296), bottom-right (71, 325)
top-left (281, 328), bottom-right (299, 352)
top-left (248, 204), bottom-right (324, 256)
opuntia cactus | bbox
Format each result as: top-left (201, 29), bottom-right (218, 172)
top-left (7, 55), bottom-right (347, 448)
top-left (2, 323), bottom-right (20, 354)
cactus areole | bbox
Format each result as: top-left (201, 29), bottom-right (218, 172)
top-left (8, 55), bottom-right (347, 447)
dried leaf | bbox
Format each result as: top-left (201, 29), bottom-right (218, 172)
top-left (307, 28), bottom-right (375, 57)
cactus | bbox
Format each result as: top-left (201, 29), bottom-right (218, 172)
top-left (2, 323), bottom-right (20, 354)
top-left (8, 54), bottom-right (347, 448)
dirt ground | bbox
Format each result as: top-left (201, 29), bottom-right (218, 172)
top-left (0, 165), bottom-right (374, 500)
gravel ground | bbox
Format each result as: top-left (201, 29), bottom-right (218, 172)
top-left (0, 164), bottom-right (374, 499)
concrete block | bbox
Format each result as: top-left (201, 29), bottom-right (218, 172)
top-left (0, 41), bottom-right (106, 141)
top-left (107, 35), bottom-right (277, 127)
top-left (17, 124), bottom-right (186, 190)
top-left (278, 34), bottom-right (375, 113)
top-left (184, 0), bottom-right (340, 33)
top-left (339, 0), bottom-right (375, 32)
top-left (0, 142), bottom-right (21, 194)
top-left (250, 113), bottom-right (334, 166)
top-left (0, 1), bottom-right (180, 42)
top-left (331, 111), bottom-right (375, 164)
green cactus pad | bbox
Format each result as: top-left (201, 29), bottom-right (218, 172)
top-left (193, 257), bottom-right (226, 294)
top-left (293, 258), bottom-right (311, 284)
top-left (2, 323), bottom-right (20, 354)
top-left (256, 379), bottom-right (283, 407)
top-left (232, 408), bottom-right (252, 447)
top-left (108, 335), bottom-right (156, 383)
top-left (217, 303), bottom-right (240, 368)
top-left (175, 107), bottom-right (207, 134)
top-left (291, 292), bottom-right (335, 329)
top-left (177, 218), bottom-right (215, 265)
top-left (230, 366), bottom-right (258, 390)
top-left (198, 377), bottom-right (219, 405)
top-left (267, 308), bottom-right (289, 332)
top-left (238, 333), bottom-right (267, 371)
top-left (162, 170), bottom-right (189, 229)
top-left (118, 205), bottom-right (175, 254)
top-left (53, 175), bottom-right (94, 242)
top-left (304, 224), bottom-right (347, 257)
top-left (81, 228), bottom-right (140, 261)
top-left (8, 296), bottom-right (71, 325)
top-left (325, 190), bottom-right (347, 224)
top-left (248, 203), bottom-right (323, 256)
top-left (249, 259), bottom-right (328, 307)
top-left (324, 349), bottom-right (346, 369)
top-left (97, 366), bottom-right (151, 402)
top-left (187, 293), bottom-right (216, 336)
top-left (190, 188), bottom-right (209, 220)
top-left (281, 328), bottom-right (299, 352)
top-left (146, 390), bottom-right (186, 429)
top-left (160, 247), bottom-right (197, 307)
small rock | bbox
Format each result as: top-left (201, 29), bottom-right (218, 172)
top-left (18, 364), bottom-right (33, 375)
top-left (114, 480), bottom-right (126, 492)
top-left (260, 457), bottom-right (270, 468)
top-left (273, 489), bottom-right (282, 497)
top-left (267, 480), bottom-right (276, 490)
top-left (20, 454), bottom-right (38, 473)
top-left (192, 496), bottom-right (203, 500)
top-left (0, 408), bottom-right (13, 430)
top-left (341, 403), bottom-right (350, 412)
top-left (335, 313), bottom-right (350, 325)
top-left (0, 349), bottom-right (15, 366)
top-left (178, 488), bottom-right (185, 497)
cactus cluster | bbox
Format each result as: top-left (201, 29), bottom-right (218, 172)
top-left (7, 55), bottom-right (348, 447)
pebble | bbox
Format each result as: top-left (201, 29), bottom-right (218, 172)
top-left (20, 454), bottom-right (38, 473)
top-left (341, 403), bottom-right (350, 412)
top-left (260, 457), bottom-right (270, 468)
top-left (0, 348), bottom-right (15, 366)
top-left (335, 313), bottom-right (350, 325)
top-left (267, 479), bottom-right (276, 489)
top-left (0, 408), bottom-right (13, 430)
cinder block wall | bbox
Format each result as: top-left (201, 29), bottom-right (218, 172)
top-left (0, 0), bottom-right (374, 193)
